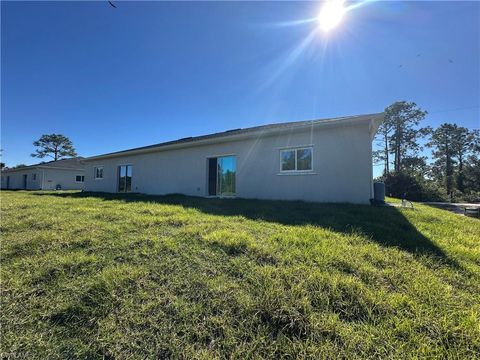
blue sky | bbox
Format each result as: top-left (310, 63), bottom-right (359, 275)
top-left (2, 1), bottom-right (479, 176)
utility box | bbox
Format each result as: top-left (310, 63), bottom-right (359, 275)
top-left (373, 182), bottom-right (385, 203)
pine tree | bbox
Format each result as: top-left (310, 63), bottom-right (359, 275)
top-left (31, 134), bottom-right (77, 161)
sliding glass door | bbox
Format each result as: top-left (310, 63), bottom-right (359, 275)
top-left (208, 156), bottom-right (236, 196)
top-left (118, 165), bottom-right (132, 193)
top-left (217, 156), bottom-right (236, 196)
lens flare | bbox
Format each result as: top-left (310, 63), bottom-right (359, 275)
top-left (318, 0), bottom-right (346, 32)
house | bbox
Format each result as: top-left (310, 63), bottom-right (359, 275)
top-left (1, 158), bottom-right (86, 190)
top-left (82, 113), bottom-right (383, 204)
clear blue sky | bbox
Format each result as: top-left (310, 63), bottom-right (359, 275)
top-left (2, 1), bottom-right (479, 177)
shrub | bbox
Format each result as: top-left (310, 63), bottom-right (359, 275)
top-left (378, 172), bottom-right (446, 202)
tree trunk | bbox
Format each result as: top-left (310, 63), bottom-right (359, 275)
top-left (457, 155), bottom-right (464, 192)
top-left (384, 132), bottom-right (389, 174)
top-left (445, 140), bottom-right (453, 194)
top-left (394, 121), bottom-right (401, 173)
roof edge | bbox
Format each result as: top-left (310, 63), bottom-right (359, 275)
top-left (83, 113), bottom-right (384, 162)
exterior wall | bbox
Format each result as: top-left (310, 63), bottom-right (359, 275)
top-left (1, 168), bottom-right (85, 190)
top-left (1, 169), bottom-right (42, 190)
top-left (84, 123), bottom-right (374, 204)
top-left (41, 169), bottom-right (86, 190)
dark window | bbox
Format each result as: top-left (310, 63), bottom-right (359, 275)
top-left (118, 165), bottom-right (132, 192)
top-left (94, 167), bottom-right (104, 179)
top-left (76, 175), bottom-right (85, 182)
top-left (280, 147), bottom-right (313, 172)
top-left (281, 150), bottom-right (296, 171)
top-left (296, 149), bottom-right (312, 171)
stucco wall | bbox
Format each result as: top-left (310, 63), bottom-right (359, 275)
top-left (1, 168), bottom-right (85, 190)
top-left (84, 122), bottom-right (374, 204)
top-left (1, 169), bottom-right (42, 190)
top-left (41, 168), bottom-right (86, 190)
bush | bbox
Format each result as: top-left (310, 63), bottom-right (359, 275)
top-left (378, 172), bottom-right (446, 202)
top-left (453, 191), bottom-right (480, 203)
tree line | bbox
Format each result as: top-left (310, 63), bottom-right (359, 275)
top-left (374, 101), bottom-right (480, 202)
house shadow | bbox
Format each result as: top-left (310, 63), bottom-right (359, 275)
top-left (33, 191), bottom-right (463, 270)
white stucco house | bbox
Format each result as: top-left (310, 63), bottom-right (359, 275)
top-left (82, 113), bottom-right (383, 204)
top-left (1, 158), bottom-right (86, 190)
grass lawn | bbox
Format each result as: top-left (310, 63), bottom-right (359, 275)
top-left (1, 190), bottom-right (479, 359)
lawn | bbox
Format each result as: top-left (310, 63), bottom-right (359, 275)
top-left (1, 190), bottom-right (479, 359)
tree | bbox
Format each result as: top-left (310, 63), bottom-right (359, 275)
top-left (31, 134), bottom-right (77, 161)
top-left (427, 124), bottom-right (460, 194)
top-left (384, 101), bottom-right (429, 173)
top-left (0, 162), bottom-right (5, 170)
top-left (402, 156), bottom-right (429, 176)
top-left (464, 130), bottom-right (480, 193)
top-left (373, 119), bottom-right (393, 174)
top-left (450, 126), bottom-right (472, 192)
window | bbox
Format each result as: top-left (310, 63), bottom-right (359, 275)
top-left (280, 147), bottom-right (313, 172)
top-left (94, 166), bottom-right (104, 179)
top-left (32, 174), bottom-right (37, 181)
top-left (208, 156), bottom-right (236, 196)
top-left (76, 175), bottom-right (85, 182)
top-left (118, 165), bottom-right (132, 193)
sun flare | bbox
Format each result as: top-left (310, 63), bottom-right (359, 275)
top-left (318, 0), bottom-right (346, 32)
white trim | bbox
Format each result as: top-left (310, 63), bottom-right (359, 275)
top-left (94, 166), bottom-right (104, 180)
top-left (279, 147), bottom-right (313, 173)
top-left (206, 153), bottom-right (236, 159)
top-left (277, 172), bottom-right (317, 176)
top-left (75, 175), bottom-right (85, 183)
top-left (277, 144), bottom-right (314, 150)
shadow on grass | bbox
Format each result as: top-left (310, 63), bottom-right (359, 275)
top-left (33, 191), bottom-right (462, 269)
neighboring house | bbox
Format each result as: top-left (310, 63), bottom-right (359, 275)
top-left (1, 158), bottom-right (86, 190)
top-left (83, 113), bottom-right (383, 204)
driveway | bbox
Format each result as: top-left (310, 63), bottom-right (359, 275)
top-left (420, 202), bottom-right (480, 216)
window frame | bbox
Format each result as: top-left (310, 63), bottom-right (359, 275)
top-left (94, 166), bottom-right (104, 180)
top-left (32, 173), bottom-right (37, 181)
top-left (76, 175), bottom-right (85, 183)
top-left (279, 146), bottom-right (313, 173)
top-left (117, 164), bottom-right (133, 193)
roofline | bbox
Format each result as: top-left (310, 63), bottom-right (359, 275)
top-left (84, 113), bottom-right (384, 161)
top-left (1, 166), bottom-right (41, 173)
top-left (1, 158), bottom-right (85, 173)
top-left (37, 166), bottom-right (86, 171)
top-left (2, 166), bottom-right (85, 173)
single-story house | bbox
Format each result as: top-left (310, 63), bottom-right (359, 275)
top-left (82, 113), bottom-right (383, 204)
top-left (1, 157), bottom-right (86, 190)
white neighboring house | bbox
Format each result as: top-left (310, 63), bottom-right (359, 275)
top-left (83, 113), bottom-right (384, 204)
top-left (1, 158), bottom-right (86, 190)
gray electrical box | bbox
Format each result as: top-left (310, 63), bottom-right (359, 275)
top-left (373, 182), bottom-right (385, 203)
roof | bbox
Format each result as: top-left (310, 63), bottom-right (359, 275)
top-left (84, 112), bottom-right (384, 161)
top-left (2, 157), bottom-right (85, 173)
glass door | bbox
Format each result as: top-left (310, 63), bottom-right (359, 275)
top-left (216, 156), bottom-right (236, 196)
top-left (118, 165), bottom-right (132, 192)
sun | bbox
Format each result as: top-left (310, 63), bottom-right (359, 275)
top-left (318, 0), bottom-right (347, 32)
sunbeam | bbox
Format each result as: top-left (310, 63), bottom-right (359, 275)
top-left (257, 0), bottom-right (378, 93)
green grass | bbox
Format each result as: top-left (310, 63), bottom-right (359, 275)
top-left (1, 190), bottom-right (479, 359)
